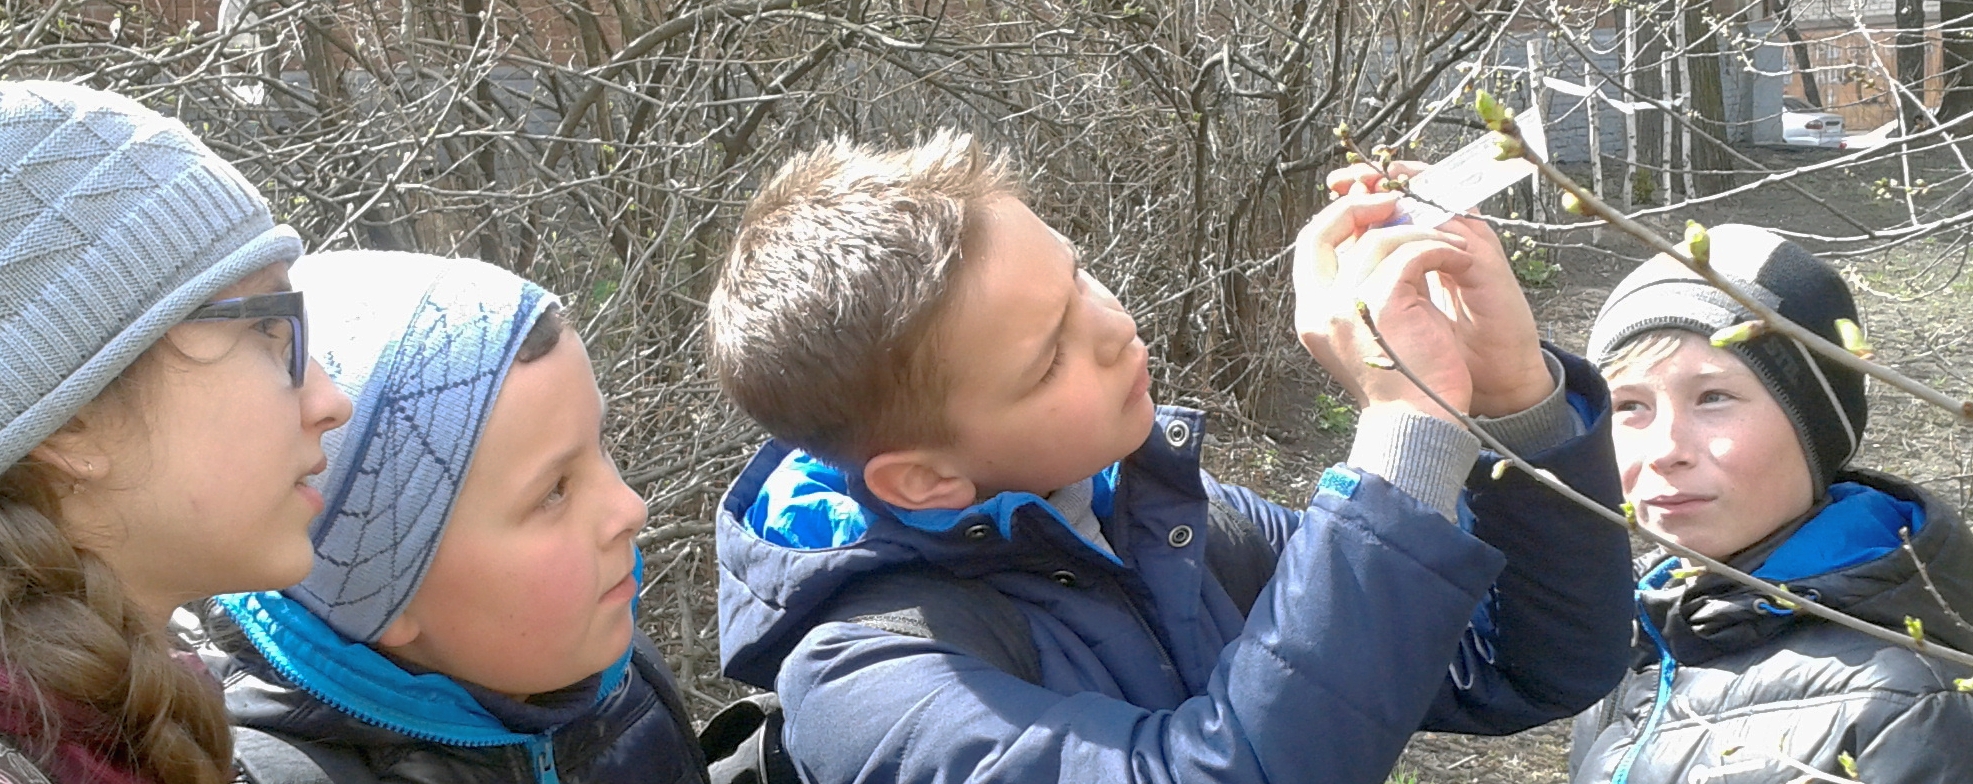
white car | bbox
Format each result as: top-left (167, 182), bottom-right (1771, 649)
top-left (1782, 98), bottom-right (1845, 147)
top-left (1841, 120), bottom-right (1898, 150)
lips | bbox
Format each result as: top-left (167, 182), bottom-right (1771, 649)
top-left (601, 570), bottom-right (637, 603)
top-left (1125, 344), bottom-right (1151, 406)
top-left (297, 458), bottom-right (330, 513)
top-left (1642, 493), bottom-right (1715, 515)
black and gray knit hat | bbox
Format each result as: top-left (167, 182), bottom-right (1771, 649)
top-left (1586, 224), bottom-right (1866, 491)
top-left (1, 81), bottom-right (301, 468)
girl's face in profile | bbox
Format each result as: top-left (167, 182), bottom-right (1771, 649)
top-left (41, 263), bottom-right (351, 621)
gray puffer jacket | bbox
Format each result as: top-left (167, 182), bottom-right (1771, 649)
top-left (1570, 470), bottom-right (1973, 784)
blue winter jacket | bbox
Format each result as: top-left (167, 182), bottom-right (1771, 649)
top-left (716, 351), bottom-right (1633, 784)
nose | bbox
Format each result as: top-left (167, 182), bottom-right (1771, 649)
top-left (600, 466), bottom-right (650, 548)
top-left (302, 358), bottom-right (352, 434)
top-left (1640, 406), bottom-right (1696, 477)
top-left (1082, 273), bottom-right (1139, 366)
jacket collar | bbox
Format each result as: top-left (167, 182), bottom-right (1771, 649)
top-left (714, 406), bottom-right (1209, 687)
top-left (727, 406), bottom-right (1206, 562)
top-left (212, 561), bottom-right (637, 747)
top-left (1637, 470), bottom-right (1969, 666)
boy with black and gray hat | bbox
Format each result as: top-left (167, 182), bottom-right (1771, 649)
top-left (1570, 224), bottom-right (1973, 784)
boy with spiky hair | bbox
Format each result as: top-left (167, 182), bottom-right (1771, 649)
top-left (708, 134), bottom-right (1633, 784)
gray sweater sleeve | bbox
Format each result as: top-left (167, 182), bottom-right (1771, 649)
top-left (1345, 350), bottom-right (1578, 522)
top-left (1347, 408), bottom-right (1480, 523)
top-left (1473, 350), bottom-right (1581, 456)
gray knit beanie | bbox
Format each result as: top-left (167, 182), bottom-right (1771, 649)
top-left (0, 80), bottom-right (303, 468)
top-left (1586, 224), bottom-right (1866, 491)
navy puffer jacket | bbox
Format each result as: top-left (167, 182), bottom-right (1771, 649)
top-left (717, 352), bottom-right (1633, 784)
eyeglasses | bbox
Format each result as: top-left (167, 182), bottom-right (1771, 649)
top-left (180, 290), bottom-right (309, 388)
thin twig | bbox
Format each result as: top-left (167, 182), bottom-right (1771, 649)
top-left (1496, 127), bottom-right (1973, 425)
top-left (1900, 527), bottom-right (1973, 637)
top-left (1667, 699), bottom-right (1871, 784)
top-left (1353, 304), bottom-right (1973, 669)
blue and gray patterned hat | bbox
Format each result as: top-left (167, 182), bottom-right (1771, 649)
top-left (286, 250), bottom-right (557, 643)
top-left (0, 80), bottom-right (301, 468)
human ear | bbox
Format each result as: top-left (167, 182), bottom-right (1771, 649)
top-left (27, 437), bottom-right (112, 486)
top-left (863, 450), bottom-right (977, 511)
top-left (375, 613), bottom-right (422, 648)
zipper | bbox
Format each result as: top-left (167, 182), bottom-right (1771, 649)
top-left (1611, 561), bottom-right (1682, 784)
top-left (526, 735), bottom-right (562, 784)
top-left (1610, 648), bottom-right (1677, 784)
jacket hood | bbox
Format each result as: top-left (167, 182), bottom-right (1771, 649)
top-left (1638, 469), bottom-right (1973, 665)
top-left (717, 411), bottom-right (1196, 689)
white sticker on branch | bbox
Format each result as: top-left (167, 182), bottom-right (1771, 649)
top-left (1391, 106), bottom-right (1549, 228)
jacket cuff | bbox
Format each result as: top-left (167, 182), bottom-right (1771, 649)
top-left (1348, 408), bottom-right (1481, 523)
top-left (1474, 350), bottom-right (1582, 456)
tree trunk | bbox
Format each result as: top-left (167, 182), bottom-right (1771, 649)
top-left (1628, 5), bottom-right (1667, 205)
top-left (459, 0), bottom-right (510, 268)
top-left (1683, 0), bottom-right (1733, 195)
top-left (1770, 0), bottom-right (1822, 107)
top-left (1942, 0), bottom-right (1973, 119)
top-left (1895, 0), bottom-right (1929, 128)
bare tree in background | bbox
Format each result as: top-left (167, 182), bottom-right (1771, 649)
top-left (1942, 0), bottom-right (1973, 119)
top-left (1895, 0), bottom-right (1929, 128)
top-left (0, 0), bottom-right (1531, 711)
top-left (1769, 0), bottom-right (1821, 107)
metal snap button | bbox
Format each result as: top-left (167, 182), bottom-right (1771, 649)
top-left (1050, 570), bottom-right (1079, 588)
top-left (1163, 419), bottom-right (1191, 448)
top-left (1167, 524), bottom-right (1194, 548)
top-left (964, 524), bottom-right (992, 541)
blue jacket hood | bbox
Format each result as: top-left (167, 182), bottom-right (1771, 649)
top-left (1635, 469), bottom-right (1973, 665)
top-left (716, 413), bottom-right (1161, 689)
top-left (741, 450), bottom-right (1121, 552)
top-left (1751, 480), bottom-right (1924, 583)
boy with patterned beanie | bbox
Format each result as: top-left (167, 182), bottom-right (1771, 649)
top-left (188, 252), bottom-right (708, 784)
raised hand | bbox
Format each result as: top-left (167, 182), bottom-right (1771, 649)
top-left (1322, 161), bottom-right (1553, 417)
top-left (1293, 191), bottom-right (1474, 423)
top-left (1429, 213), bottom-right (1551, 416)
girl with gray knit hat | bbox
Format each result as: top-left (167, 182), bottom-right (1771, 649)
top-left (1571, 225), bottom-right (1973, 783)
top-left (0, 81), bottom-right (351, 784)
